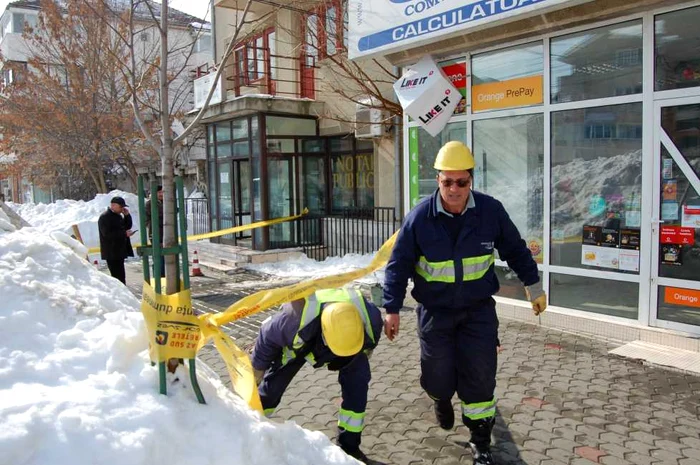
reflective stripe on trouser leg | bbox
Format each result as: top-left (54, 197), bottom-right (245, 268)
top-left (263, 407), bottom-right (276, 417)
top-left (338, 408), bottom-right (366, 433)
top-left (461, 398), bottom-right (496, 420)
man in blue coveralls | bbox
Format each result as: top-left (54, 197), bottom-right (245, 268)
top-left (251, 287), bottom-right (383, 464)
top-left (381, 141), bottom-right (547, 465)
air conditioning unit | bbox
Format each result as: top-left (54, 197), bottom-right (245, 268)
top-left (355, 98), bottom-right (385, 139)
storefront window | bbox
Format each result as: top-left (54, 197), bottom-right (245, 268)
top-left (331, 152), bottom-right (374, 212)
top-left (473, 114), bottom-right (544, 263)
top-left (655, 6), bottom-right (700, 91)
top-left (551, 21), bottom-right (643, 103)
top-left (233, 141), bottom-right (249, 157)
top-left (216, 144), bottom-right (232, 158)
top-left (215, 122), bottom-right (231, 142)
top-left (233, 118), bottom-right (248, 139)
top-left (408, 123), bottom-right (467, 208)
top-left (495, 268), bottom-right (543, 301)
top-left (550, 274), bottom-right (638, 319)
top-left (551, 103), bottom-right (643, 272)
top-left (302, 157), bottom-right (327, 214)
top-left (302, 139), bottom-right (325, 153)
top-left (266, 116), bottom-right (316, 136)
top-left (472, 42), bottom-right (543, 112)
top-left (266, 139), bottom-right (295, 154)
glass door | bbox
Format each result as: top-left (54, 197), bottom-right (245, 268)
top-left (651, 98), bottom-right (700, 334)
top-left (267, 157), bottom-right (297, 246)
top-left (217, 161), bottom-right (235, 245)
top-left (233, 160), bottom-right (252, 241)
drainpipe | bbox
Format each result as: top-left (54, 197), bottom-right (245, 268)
top-left (393, 66), bottom-right (403, 219)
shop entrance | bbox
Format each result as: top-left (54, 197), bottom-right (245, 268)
top-left (651, 97), bottom-right (700, 333)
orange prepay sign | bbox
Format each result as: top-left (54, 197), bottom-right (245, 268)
top-left (664, 287), bottom-right (700, 308)
top-left (472, 75), bottom-right (543, 112)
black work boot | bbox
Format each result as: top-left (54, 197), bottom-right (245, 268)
top-left (464, 417), bottom-right (496, 465)
top-left (343, 447), bottom-right (370, 464)
top-left (468, 442), bottom-right (495, 465)
top-left (433, 398), bottom-right (455, 429)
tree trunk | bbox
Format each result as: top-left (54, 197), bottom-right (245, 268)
top-left (159, 1), bottom-right (177, 296)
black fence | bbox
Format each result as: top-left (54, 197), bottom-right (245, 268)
top-left (185, 198), bottom-right (210, 236)
top-left (270, 207), bottom-right (398, 261)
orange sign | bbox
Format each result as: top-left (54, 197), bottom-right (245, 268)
top-left (664, 287), bottom-right (700, 308)
top-left (472, 75), bottom-right (543, 112)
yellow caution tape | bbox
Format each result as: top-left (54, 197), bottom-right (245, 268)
top-left (87, 208), bottom-right (309, 254)
top-left (138, 227), bottom-right (398, 411)
top-left (190, 231), bottom-right (398, 411)
top-left (141, 281), bottom-right (200, 362)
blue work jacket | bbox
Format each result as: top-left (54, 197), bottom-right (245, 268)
top-left (383, 189), bottom-right (540, 313)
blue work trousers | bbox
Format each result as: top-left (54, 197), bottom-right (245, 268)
top-left (416, 300), bottom-right (498, 406)
top-left (258, 352), bottom-right (371, 451)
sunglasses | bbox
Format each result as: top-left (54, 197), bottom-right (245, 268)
top-left (439, 178), bottom-right (471, 188)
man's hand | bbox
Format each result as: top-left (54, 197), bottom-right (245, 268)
top-left (384, 313), bottom-right (400, 341)
top-left (253, 368), bottom-right (265, 386)
top-left (126, 230), bottom-right (136, 237)
top-left (123, 207), bottom-right (130, 216)
top-left (531, 294), bottom-right (547, 316)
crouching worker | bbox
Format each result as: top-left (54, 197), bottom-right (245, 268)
top-left (251, 287), bottom-right (383, 463)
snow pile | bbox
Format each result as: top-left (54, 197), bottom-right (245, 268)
top-left (0, 227), bottom-right (359, 465)
top-left (8, 190), bottom-right (141, 253)
top-left (246, 252), bottom-right (384, 285)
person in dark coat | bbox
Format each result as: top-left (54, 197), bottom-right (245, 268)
top-left (98, 196), bottom-right (135, 284)
top-left (251, 287), bottom-right (383, 464)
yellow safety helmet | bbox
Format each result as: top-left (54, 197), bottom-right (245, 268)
top-left (433, 141), bottom-right (475, 171)
top-left (321, 302), bottom-right (364, 356)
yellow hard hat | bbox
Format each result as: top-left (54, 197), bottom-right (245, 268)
top-left (434, 141), bottom-right (475, 171)
top-left (321, 302), bottom-right (364, 356)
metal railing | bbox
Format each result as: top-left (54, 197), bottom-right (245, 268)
top-left (270, 207), bottom-right (398, 261)
top-left (185, 198), bottom-right (210, 236)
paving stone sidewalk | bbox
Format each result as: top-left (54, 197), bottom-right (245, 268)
top-left (122, 262), bottom-right (700, 465)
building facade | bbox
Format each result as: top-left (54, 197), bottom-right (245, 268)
top-left (200, 1), bottom-right (399, 251)
top-left (350, 0), bottom-right (700, 338)
top-left (0, 0), bottom-right (212, 202)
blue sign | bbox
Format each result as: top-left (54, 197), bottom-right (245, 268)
top-left (359, 0), bottom-right (547, 52)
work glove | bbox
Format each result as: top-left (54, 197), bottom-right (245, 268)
top-left (253, 368), bottom-right (265, 386)
top-left (531, 294), bottom-right (547, 315)
top-left (525, 284), bottom-right (547, 316)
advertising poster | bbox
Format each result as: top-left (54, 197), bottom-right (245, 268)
top-left (682, 205), bottom-right (700, 228)
top-left (580, 225), bottom-right (639, 271)
top-left (660, 226), bottom-right (695, 245)
top-left (471, 75), bottom-right (543, 112)
top-left (439, 58), bottom-right (467, 115)
top-left (664, 287), bottom-right (700, 308)
top-left (662, 180), bottom-right (678, 201)
top-left (662, 158), bottom-right (673, 179)
top-left (661, 244), bottom-right (682, 266)
top-left (662, 201), bottom-right (679, 220)
top-left (619, 228), bottom-right (641, 272)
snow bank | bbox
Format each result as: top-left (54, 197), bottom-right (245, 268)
top-left (0, 227), bottom-right (358, 465)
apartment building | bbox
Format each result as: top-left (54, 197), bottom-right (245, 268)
top-left (196, 0), bottom-right (400, 251)
top-left (0, 0), bottom-right (212, 203)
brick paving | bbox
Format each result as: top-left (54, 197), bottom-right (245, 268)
top-left (121, 261), bottom-right (700, 465)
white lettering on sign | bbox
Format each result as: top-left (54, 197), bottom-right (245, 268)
top-left (675, 293), bottom-right (699, 304)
